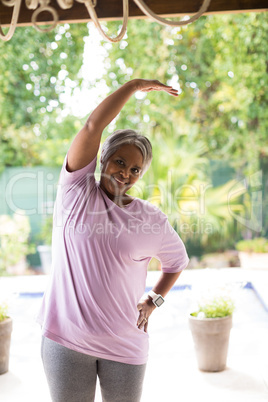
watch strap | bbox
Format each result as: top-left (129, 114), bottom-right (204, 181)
top-left (148, 290), bottom-right (158, 300)
top-left (148, 290), bottom-right (165, 307)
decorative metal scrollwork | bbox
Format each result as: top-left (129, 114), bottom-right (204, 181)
top-left (0, 0), bottom-right (211, 42)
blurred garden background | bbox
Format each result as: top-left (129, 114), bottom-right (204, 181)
top-left (0, 12), bottom-right (268, 275)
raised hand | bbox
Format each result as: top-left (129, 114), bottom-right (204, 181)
top-left (67, 77), bottom-right (179, 172)
top-left (135, 79), bottom-right (179, 97)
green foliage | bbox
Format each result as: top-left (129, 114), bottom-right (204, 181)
top-left (100, 13), bottom-right (268, 248)
top-left (0, 125), bottom-right (42, 172)
top-left (191, 296), bottom-right (235, 318)
top-left (102, 13), bottom-right (268, 173)
top-left (0, 23), bottom-right (88, 171)
top-left (0, 212), bottom-right (35, 274)
top-left (235, 237), bottom-right (268, 253)
top-left (184, 179), bottom-right (246, 252)
top-left (0, 302), bottom-right (9, 322)
top-left (37, 215), bottom-right (53, 245)
top-left (0, 23), bottom-right (87, 128)
top-left (1, 14), bottom-right (267, 256)
top-left (35, 114), bottom-right (85, 167)
top-left (127, 134), bottom-right (245, 253)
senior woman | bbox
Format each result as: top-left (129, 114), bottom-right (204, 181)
top-left (37, 78), bottom-right (189, 402)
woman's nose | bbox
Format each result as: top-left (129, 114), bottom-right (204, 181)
top-left (120, 169), bottom-right (129, 179)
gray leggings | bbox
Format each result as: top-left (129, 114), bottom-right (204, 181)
top-left (41, 336), bottom-right (146, 402)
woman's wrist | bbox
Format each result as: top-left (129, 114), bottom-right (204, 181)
top-left (125, 79), bottom-right (140, 92)
top-left (145, 296), bottom-right (156, 310)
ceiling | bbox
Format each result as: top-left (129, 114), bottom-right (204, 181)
top-left (1, 0), bottom-right (267, 27)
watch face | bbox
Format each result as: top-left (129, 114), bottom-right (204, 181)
top-left (155, 296), bottom-right (164, 307)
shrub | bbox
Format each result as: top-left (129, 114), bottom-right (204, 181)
top-left (38, 215), bottom-right (53, 245)
top-left (235, 238), bottom-right (268, 253)
top-left (0, 211), bottom-right (35, 275)
top-left (190, 296), bottom-right (235, 318)
top-left (0, 302), bottom-right (9, 322)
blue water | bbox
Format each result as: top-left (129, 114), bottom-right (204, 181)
top-left (11, 282), bottom-right (268, 329)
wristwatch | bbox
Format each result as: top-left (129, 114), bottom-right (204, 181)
top-left (148, 290), bottom-right (165, 307)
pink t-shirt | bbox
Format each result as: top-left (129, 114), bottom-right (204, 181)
top-left (36, 154), bottom-right (189, 365)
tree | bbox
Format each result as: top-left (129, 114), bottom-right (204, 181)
top-left (99, 13), bottom-right (268, 243)
top-left (0, 23), bottom-right (88, 170)
top-left (101, 13), bottom-right (268, 173)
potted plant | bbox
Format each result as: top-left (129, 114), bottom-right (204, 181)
top-left (0, 302), bottom-right (13, 374)
top-left (235, 237), bottom-right (268, 270)
top-left (189, 294), bottom-right (235, 372)
top-left (37, 215), bottom-right (53, 274)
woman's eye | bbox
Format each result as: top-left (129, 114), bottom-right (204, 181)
top-left (132, 169), bottom-right (139, 174)
top-left (117, 160), bottom-right (124, 165)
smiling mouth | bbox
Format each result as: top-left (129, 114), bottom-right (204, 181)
top-left (113, 177), bottom-right (128, 186)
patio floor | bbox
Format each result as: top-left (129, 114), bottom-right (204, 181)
top-left (0, 268), bottom-right (268, 402)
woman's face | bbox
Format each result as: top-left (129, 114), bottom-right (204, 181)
top-left (100, 144), bottom-right (144, 200)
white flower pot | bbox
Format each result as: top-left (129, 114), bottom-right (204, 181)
top-left (0, 318), bottom-right (13, 375)
top-left (189, 314), bottom-right (232, 372)
top-left (238, 251), bottom-right (268, 270)
top-left (37, 245), bottom-right (52, 274)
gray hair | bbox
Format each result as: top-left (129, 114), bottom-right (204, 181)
top-left (100, 129), bottom-right (153, 178)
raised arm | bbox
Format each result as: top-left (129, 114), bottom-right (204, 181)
top-left (66, 79), bottom-right (178, 172)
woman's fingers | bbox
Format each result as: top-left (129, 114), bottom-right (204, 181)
top-left (136, 308), bottom-right (147, 327)
top-left (136, 300), bottom-right (153, 331)
top-left (137, 315), bottom-right (148, 331)
top-left (144, 319), bottom-right (148, 333)
top-left (137, 302), bottom-right (147, 328)
top-left (140, 82), bottom-right (179, 96)
top-left (165, 87), bottom-right (179, 96)
top-left (137, 79), bottom-right (171, 91)
top-left (157, 83), bottom-right (179, 96)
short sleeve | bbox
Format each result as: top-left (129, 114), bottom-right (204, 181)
top-left (58, 153), bottom-right (97, 192)
top-left (154, 217), bottom-right (189, 273)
